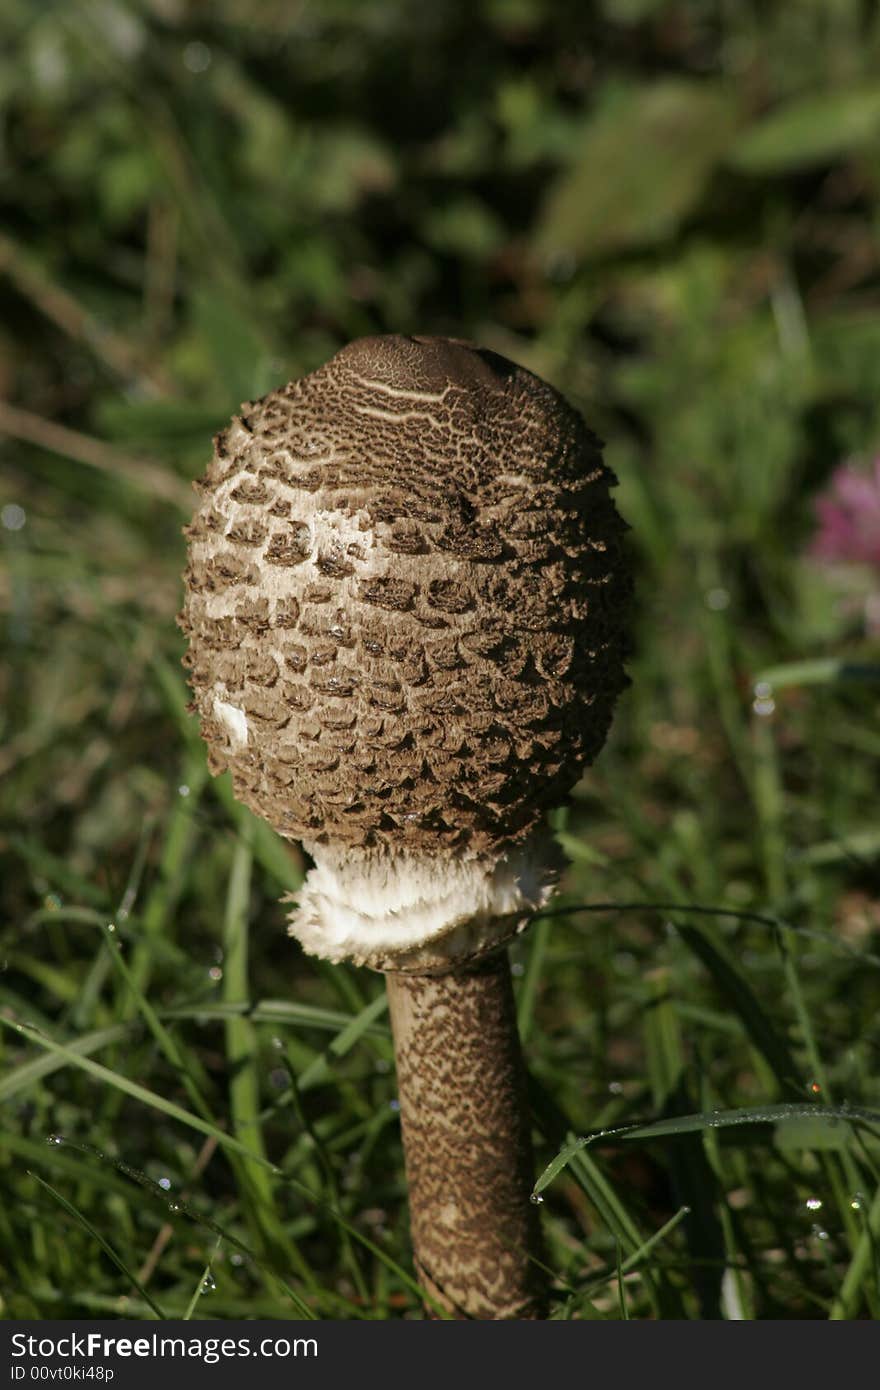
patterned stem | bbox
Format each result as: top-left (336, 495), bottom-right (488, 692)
top-left (385, 950), bottom-right (547, 1318)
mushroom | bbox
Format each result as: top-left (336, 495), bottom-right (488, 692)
top-left (179, 334), bottom-right (630, 1319)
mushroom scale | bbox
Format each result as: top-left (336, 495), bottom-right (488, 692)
top-left (180, 335), bottom-right (630, 967)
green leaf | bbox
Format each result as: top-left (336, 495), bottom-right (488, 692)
top-left (96, 399), bottom-right (229, 449)
top-left (535, 80), bottom-right (737, 260)
top-left (730, 86), bottom-right (880, 173)
top-left (422, 197), bottom-right (504, 258)
top-left (190, 288), bottom-right (272, 402)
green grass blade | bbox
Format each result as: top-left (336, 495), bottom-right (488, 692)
top-left (0, 1023), bottom-right (130, 1102)
top-left (295, 991), bottom-right (389, 1092)
top-left (673, 922), bottom-right (802, 1093)
top-left (516, 916), bottom-right (551, 1043)
top-left (752, 660), bottom-right (880, 689)
top-left (535, 1104), bottom-right (880, 1192)
top-left (182, 1239), bottom-right (222, 1320)
top-left (29, 1173), bottom-right (167, 1320)
top-left (623, 1104), bottom-right (880, 1141)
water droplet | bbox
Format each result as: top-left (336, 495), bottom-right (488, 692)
top-left (1, 503), bottom-right (26, 531)
top-left (808, 1080), bottom-right (822, 1095)
top-left (107, 922), bottom-right (116, 933)
top-left (46, 1134), bottom-right (64, 1146)
top-left (158, 1177), bottom-right (171, 1191)
top-left (271, 1036), bottom-right (284, 1051)
top-left (389, 1099), bottom-right (400, 1113)
top-left (850, 1193), bottom-right (865, 1211)
top-left (182, 40), bottom-right (211, 72)
top-left (168, 1202), bottom-right (182, 1213)
top-left (178, 784), bottom-right (190, 797)
top-left (208, 966), bottom-right (223, 982)
top-left (530, 1192), bottom-right (544, 1204)
top-left (44, 893), bottom-right (62, 912)
top-left (752, 696), bottom-right (775, 717)
top-left (754, 681), bottom-right (773, 700)
top-left (201, 1272), bottom-right (216, 1293)
top-left (608, 1081), bottom-right (624, 1095)
top-left (811, 1224), bottom-right (830, 1241)
top-left (230, 1253), bottom-right (244, 1266)
top-left (805, 1197), bottom-right (823, 1211)
top-left (705, 587), bottom-right (730, 611)
top-left (510, 961), bottom-right (524, 977)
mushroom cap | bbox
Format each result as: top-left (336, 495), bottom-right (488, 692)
top-left (179, 335), bottom-right (630, 967)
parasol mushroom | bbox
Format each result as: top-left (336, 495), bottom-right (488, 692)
top-left (179, 334), bottom-right (630, 1319)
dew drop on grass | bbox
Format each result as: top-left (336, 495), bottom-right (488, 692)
top-left (805, 1197), bottom-right (822, 1211)
top-left (182, 40), bottom-right (211, 73)
top-left (530, 1193), bottom-right (544, 1204)
top-left (1, 503), bottom-right (26, 531)
top-left (811, 1225), bottom-right (830, 1241)
top-left (201, 1273), bottom-right (216, 1293)
top-left (808, 1080), bottom-right (822, 1095)
top-left (158, 1177), bottom-right (171, 1191)
top-left (752, 680), bottom-right (775, 716)
top-left (851, 1194), bottom-right (865, 1211)
top-left (46, 1134), bottom-right (64, 1146)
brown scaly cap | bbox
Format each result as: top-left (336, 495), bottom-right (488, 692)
top-left (179, 335), bottom-right (630, 967)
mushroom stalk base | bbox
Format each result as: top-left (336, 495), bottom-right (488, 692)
top-left (385, 950), bottom-right (547, 1319)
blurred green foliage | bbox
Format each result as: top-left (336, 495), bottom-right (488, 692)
top-left (2, 0), bottom-right (880, 1320)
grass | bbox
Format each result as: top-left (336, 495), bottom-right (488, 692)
top-left (2, 0), bottom-right (880, 1320)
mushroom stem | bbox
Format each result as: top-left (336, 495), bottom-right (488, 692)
top-left (385, 949), bottom-right (547, 1319)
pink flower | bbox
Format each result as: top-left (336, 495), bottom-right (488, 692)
top-left (810, 458), bottom-right (880, 569)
